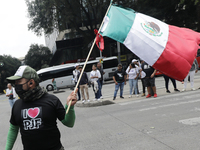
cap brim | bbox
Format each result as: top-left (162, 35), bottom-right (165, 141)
top-left (6, 76), bottom-right (22, 81)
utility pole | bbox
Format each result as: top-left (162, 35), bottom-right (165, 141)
top-left (99, 50), bottom-right (103, 69)
top-left (117, 42), bottom-right (121, 63)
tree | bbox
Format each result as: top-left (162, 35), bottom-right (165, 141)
top-left (26, 0), bottom-right (134, 44)
top-left (26, 0), bottom-right (109, 36)
top-left (133, 0), bottom-right (200, 31)
top-left (0, 55), bottom-right (21, 92)
top-left (24, 44), bottom-right (52, 71)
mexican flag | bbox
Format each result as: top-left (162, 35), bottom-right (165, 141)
top-left (100, 5), bottom-right (200, 81)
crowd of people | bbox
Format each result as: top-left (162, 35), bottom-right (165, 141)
top-left (113, 58), bottom-right (199, 99)
top-left (72, 62), bottom-right (104, 103)
top-left (113, 59), bottom-right (158, 100)
top-left (6, 58), bottom-right (199, 107)
top-left (71, 58), bottom-right (199, 102)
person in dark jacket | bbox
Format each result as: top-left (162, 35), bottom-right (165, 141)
top-left (97, 62), bottom-right (105, 99)
top-left (77, 66), bottom-right (90, 103)
top-left (113, 64), bottom-right (127, 100)
top-left (163, 75), bottom-right (180, 93)
top-left (141, 62), bottom-right (157, 98)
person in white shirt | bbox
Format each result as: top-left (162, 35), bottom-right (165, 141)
top-left (90, 64), bottom-right (101, 101)
top-left (126, 63), bottom-right (139, 97)
top-left (132, 59), bottom-right (142, 95)
top-left (6, 83), bottom-right (17, 108)
top-left (73, 64), bottom-right (81, 100)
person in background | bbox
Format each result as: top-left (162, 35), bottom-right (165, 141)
top-left (97, 62), bottom-right (105, 99)
top-left (182, 59), bottom-right (199, 91)
top-left (141, 62), bottom-right (157, 98)
top-left (126, 63), bottom-right (139, 98)
top-left (132, 59), bottom-right (141, 94)
top-left (113, 64), bottom-right (126, 100)
top-left (77, 66), bottom-right (90, 103)
top-left (163, 75), bottom-right (180, 93)
top-left (90, 64), bottom-right (101, 101)
top-left (52, 78), bottom-right (57, 91)
top-left (6, 83), bottom-right (17, 108)
top-left (5, 65), bottom-right (77, 150)
top-left (140, 60), bottom-right (146, 96)
top-left (73, 64), bottom-right (81, 100)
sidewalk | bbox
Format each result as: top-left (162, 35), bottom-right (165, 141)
top-left (76, 74), bottom-right (200, 107)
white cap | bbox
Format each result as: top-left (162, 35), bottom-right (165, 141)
top-left (74, 63), bottom-right (79, 68)
top-left (132, 59), bottom-right (138, 63)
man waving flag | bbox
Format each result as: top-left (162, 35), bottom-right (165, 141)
top-left (100, 5), bottom-right (200, 81)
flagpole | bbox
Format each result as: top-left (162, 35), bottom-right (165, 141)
top-left (66, 1), bottom-right (113, 114)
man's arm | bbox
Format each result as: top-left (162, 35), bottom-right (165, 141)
top-left (124, 74), bottom-right (127, 85)
top-left (150, 69), bottom-right (157, 78)
top-left (6, 90), bottom-right (11, 97)
top-left (5, 124), bottom-right (19, 150)
top-left (97, 70), bottom-right (101, 79)
top-left (61, 105), bottom-right (75, 127)
top-left (85, 73), bottom-right (89, 84)
top-left (113, 76), bottom-right (118, 85)
top-left (61, 89), bottom-right (77, 127)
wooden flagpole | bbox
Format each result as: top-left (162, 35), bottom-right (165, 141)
top-left (66, 1), bottom-right (113, 114)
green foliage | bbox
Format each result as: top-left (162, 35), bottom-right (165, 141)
top-left (24, 44), bottom-right (52, 71)
top-left (0, 55), bottom-right (21, 92)
top-left (133, 0), bottom-right (200, 31)
top-left (180, 0), bottom-right (199, 5)
top-left (26, 0), bottom-right (200, 42)
top-left (26, 0), bottom-right (110, 38)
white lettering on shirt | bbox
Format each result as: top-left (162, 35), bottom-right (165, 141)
top-left (22, 107), bottom-right (42, 130)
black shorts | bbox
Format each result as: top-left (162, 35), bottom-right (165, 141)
top-left (144, 77), bottom-right (155, 87)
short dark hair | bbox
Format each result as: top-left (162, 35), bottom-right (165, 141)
top-left (93, 64), bottom-right (97, 67)
top-left (118, 63), bottom-right (122, 67)
top-left (131, 63), bottom-right (136, 68)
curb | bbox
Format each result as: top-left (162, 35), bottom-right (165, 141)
top-left (76, 100), bottom-right (115, 107)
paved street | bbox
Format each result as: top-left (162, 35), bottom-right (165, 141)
top-left (1, 73), bottom-right (200, 150)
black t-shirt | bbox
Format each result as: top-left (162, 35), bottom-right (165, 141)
top-left (113, 70), bottom-right (126, 83)
top-left (141, 62), bottom-right (155, 77)
top-left (10, 93), bottom-right (65, 150)
top-left (77, 72), bottom-right (88, 85)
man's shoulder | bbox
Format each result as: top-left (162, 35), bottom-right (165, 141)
top-left (98, 67), bottom-right (103, 71)
top-left (120, 69), bottom-right (126, 74)
top-left (114, 70), bottom-right (118, 74)
top-left (38, 93), bottom-right (62, 107)
top-left (42, 93), bottom-right (59, 100)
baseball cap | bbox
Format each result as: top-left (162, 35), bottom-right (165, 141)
top-left (6, 65), bottom-right (40, 83)
top-left (132, 59), bottom-right (138, 63)
top-left (74, 63), bottom-right (79, 68)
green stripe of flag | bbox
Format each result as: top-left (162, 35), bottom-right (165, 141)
top-left (101, 5), bottom-right (136, 43)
